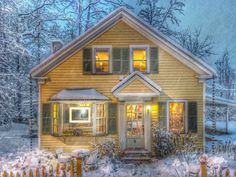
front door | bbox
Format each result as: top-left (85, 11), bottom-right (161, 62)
top-left (126, 103), bottom-right (144, 149)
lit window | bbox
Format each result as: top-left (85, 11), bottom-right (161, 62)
top-left (53, 104), bottom-right (59, 134)
top-left (95, 48), bottom-right (110, 73)
top-left (96, 104), bottom-right (106, 134)
top-left (132, 48), bottom-right (147, 72)
top-left (169, 102), bottom-right (185, 133)
top-left (69, 107), bottom-right (91, 123)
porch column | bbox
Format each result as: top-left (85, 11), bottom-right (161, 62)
top-left (144, 103), bottom-right (152, 152)
top-left (59, 103), bottom-right (63, 136)
top-left (119, 101), bottom-right (126, 150)
top-left (92, 103), bottom-right (97, 135)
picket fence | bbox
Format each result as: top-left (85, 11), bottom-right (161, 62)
top-left (1, 157), bottom-right (83, 177)
top-left (1, 155), bottom-right (236, 177)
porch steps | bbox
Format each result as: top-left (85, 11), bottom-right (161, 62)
top-left (122, 149), bottom-right (151, 161)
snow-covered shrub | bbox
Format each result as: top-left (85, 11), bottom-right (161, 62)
top-left (152, 125), bottom-right (176, 158)
top-left (152, 125), bottom-right (198, 158)
top-left (93, 139), bottom-right (120, 159)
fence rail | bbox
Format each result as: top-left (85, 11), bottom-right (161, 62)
top-left (1, 157), bottom-right (83, 177)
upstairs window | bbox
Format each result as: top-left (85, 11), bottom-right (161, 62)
top-left (130, 45), bottom-right (149, 73)
top-left (93, 46), bottom-right (111, 73)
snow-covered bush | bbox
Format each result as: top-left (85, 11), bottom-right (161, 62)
top-left (152, 125), bottom-right (176, 158)
top-left (152, 125), bottom-right (198, 158)
top-left (92, 139), bottom-right (120, 159)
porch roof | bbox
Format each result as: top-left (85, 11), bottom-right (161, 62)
top-left (50, 88), bottom-right (110, 101)
top-left (112, 71), bottom-right (162, 97)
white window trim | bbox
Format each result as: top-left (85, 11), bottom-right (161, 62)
top-left (69, 107), bottom-right (91, 123)
top-left (92, 45), bottom-right (112, 73)
top-left (166, 100), bottom-right (188, 133)
top-left (129, 45), bottom-right (150, 73)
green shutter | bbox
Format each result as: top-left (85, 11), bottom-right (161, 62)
top-left (83, 48), bottom-right (92, 73)
top-left (188, 102), bottom-right (198, 133)
top-left (158, 102), bottom-right (167, 129)
top-left (108, 103), bottom-right (117, 134)
top-left (112, 48), bottom-right (122, 73)
top-left (112, 48), bottom-right (129, 74)
top-left (122, 48), bottom-right (130, 73)
top-left (42, 104), bottom-right (51, 134)
top-left (150, 47), bottom-right (158, 73)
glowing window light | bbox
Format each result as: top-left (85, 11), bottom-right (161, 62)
top-left (169, 102), bottom-right (185, 133)
top-left (133, 49), bottom-right (147, 72)
top-left (69, 107), bottom-right (91, 123)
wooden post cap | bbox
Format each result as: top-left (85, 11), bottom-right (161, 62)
top-left (72, 149), bottom-right (90, 158)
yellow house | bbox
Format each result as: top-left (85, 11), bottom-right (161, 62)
top-left (30, 7), bottom-right (216, 156)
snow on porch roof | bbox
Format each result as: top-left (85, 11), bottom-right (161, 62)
top-left (50, 88), bottom-right (110, 101)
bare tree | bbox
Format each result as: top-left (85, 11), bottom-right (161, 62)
top-left (175, 28), bottom-right (214, 60)
top-left (215, 49), bottom-right (235, 96)
top-left (137, 0), bottom-right (185, 36)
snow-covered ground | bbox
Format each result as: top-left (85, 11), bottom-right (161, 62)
top-left (0, 148), bottom-right (235, 177)
top-left (0, 122), bottom-right (236, 176)
top-left (205, 120), bottom-right (236, 152)
top-left (0, 123), bottom-right (37, 157)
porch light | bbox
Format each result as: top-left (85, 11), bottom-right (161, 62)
top-left (146, 105), bottom-right (151, 112)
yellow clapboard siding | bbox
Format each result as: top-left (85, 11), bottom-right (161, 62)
top-left (120, 78), bottom-right (154, 93)
top-left (40, 21), bottom-right (204, 151)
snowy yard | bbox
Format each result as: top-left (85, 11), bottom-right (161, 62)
top-left (0, 123), bottom-right (37, 157)
top-left (205, 120), bottom-right (236, 152)
top-left (0, 148), bottom-right (236, 177)
top-left (0, 122), bottom-right (236, 176)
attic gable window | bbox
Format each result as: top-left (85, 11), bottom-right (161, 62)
top-left (130, 45), bottom-right (150, 73)
top-left (93, 46), bottom-right (112, 74)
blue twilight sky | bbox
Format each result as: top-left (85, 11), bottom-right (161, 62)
top-left (127, 0), bottom-right (236, 69)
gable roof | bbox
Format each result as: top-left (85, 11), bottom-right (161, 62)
top-left (112, 71), bottom-right (161, 97)
top-left (30, 7), bottom-right (217, 79)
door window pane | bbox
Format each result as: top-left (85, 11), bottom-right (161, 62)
top-left (126, 104), bottom-right (144, 136)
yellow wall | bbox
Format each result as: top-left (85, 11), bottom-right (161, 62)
top-left (40, 21), bottom-right (204, 149)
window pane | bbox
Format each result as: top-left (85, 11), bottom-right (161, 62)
top-left (133, 61), bottom-right (146, 72)
top-left (96, 104), bottom-right (106, 134)
top-left (96, 61), bottom-right (109, 72)
top-left (133, 49), bottom-right (146, 61)
top-left (169, 102), bottom-right (185, 133)
top-left (96, 51), bottom-right (109, 61)
top-left (69, 107), bottom-right (91, 123)
top-left (95, 49), bottom-right (110, 73)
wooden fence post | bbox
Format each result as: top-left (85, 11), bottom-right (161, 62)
top-left (70, 160), bottom-right (74, 177)
top-left (42, 166), bottom-right (46, 177)
top-left (36, 168), bottom-right (39, 177)
top-left (22, 171), bottom-right (26, 177)
top-left (199, 154), bottom-right (208, 177)
top-left (61, 163), bottom-right (66, 177)
top-left (234, 170), bottom-right (236, 177)
top-left (16, 172), bottom-right (20, 177)
top-left (9, 171), bottom-right (13, 177)
top-left (76, 157), bottom-right (82, 177)
top-left (2, 171), bottom-right (7, 177)
top-left (56, 163), bottom-right (60, 177)
top-left (29, 169), bottom-right (33, 177)
top-left (225, 169), bottom-right (230, 177)
top-left (49, 165), bottom-right (53, 177)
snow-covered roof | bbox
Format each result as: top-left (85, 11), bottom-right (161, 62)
top-left (50, 88), bottom-right (109, 101)
top-left (30, 7), bottom-right (216, 79)
top-left (112, 71), bottom-right (161, 96)
top-left (206, 94), bottom-right (236, 107)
